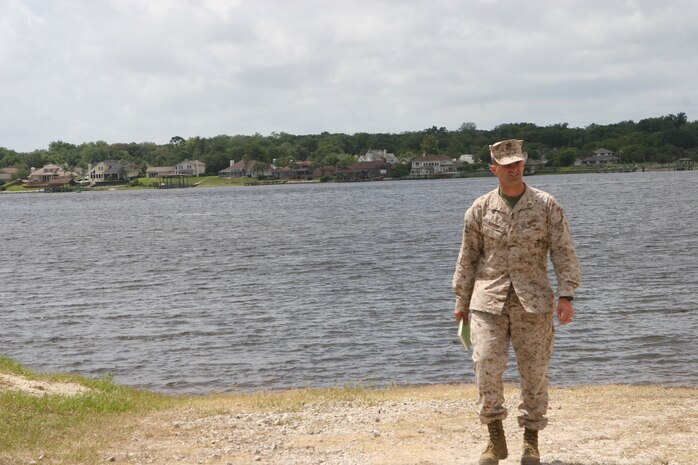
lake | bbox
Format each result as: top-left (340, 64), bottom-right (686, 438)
top-left (1, 170), bottom-right (697, 393)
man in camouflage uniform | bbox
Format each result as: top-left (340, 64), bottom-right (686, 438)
top-left (452, 139), bottom-right (581, 465)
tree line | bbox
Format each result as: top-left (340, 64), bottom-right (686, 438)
top-left (1, 113), bottom-right (696, 180)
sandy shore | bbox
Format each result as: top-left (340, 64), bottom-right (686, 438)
top-left (106, 384), bottom-right (695, 465)
top-left (2, 373), bottom-right (696, 465)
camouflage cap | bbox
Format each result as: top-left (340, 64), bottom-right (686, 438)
top-left (489, 139), bottom-right (527, 165)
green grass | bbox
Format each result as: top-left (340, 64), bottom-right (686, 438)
top-left (191, 175), bottom-right (258, 187)
top-left (2, 184), bottom-right (35, 191)
top-left (1, 176), bottom-right (255, 193)
top-left (0, 356), bottom-right (33, 376)
top-left (124, 175), bottom-right (257, 189)
top-left (0, 357), bottom-right (404, 463)
top-left (0, 356), bottom-right (173, 463)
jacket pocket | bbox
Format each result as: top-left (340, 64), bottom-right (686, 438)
top-left (483, 219), bottom-right (507, 240)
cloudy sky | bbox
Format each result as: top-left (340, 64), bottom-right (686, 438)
top-left (2, 0), bottom-right (697, 152)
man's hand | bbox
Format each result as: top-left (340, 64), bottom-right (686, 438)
top-left (454, 306), bottom-right (468, 325)
top-left (556, 298), bottom-right (574, 325)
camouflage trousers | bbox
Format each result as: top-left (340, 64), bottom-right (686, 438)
top-left (470, 288), bottom-right (554, 430)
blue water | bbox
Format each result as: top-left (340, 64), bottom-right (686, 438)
top-left (1, 171), bottom-right (696, 393)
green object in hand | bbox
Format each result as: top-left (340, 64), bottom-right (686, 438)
top-left (458, 318), bottom-right (471, 351)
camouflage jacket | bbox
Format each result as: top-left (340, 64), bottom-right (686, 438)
top-left (453, 185), bottom-right (581, 314)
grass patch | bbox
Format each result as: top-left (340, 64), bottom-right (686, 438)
top-left (193, 175), bottom-right (255, 187)
top-left (0, 356), bottom-right (33, 376)
top-left (3, 184), bottom-right (36, 192)
top-left (0, 356), bottom-right (174, 464)
top-left (121, 175), bottom-right (253, 189)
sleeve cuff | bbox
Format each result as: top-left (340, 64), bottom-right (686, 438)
top-left (455, 295), bottom-right (469, 313)
top-left (557, 289), bottom-right (576, 299)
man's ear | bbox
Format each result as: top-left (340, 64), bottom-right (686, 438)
top-left (489, 164), bottom-right (497, 175)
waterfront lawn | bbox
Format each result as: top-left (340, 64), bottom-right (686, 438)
top-left (190, 175), bottom-right (254, 187)
top-left (0, 356), bottom-right (173, 464)
top-left (1, 176), bottom-right (254, 192)
top-left (130, 175), bottom-right (254, 189)
top-left (3, 184), bottom-right (33, 192)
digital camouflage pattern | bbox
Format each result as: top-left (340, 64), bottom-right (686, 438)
top-left (489, 139), bottom-right (527, 165)
top-left (452, 185), bottom-right (581, 315)
top-left (471, 289), bottom-right (554, 430)
top-left (453, 183), bottom-right (580, 432)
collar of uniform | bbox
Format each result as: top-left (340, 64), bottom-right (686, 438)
top-left (490, 183), bottom-right (534, 214)
top-left (515, 184), bottom-right (535, 212)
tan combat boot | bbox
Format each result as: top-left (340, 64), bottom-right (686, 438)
top-left (521, 428), bottom-right (540, 465)
top-left (479, 419), bottom-right (508, 465)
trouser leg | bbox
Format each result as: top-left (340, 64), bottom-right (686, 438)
top-left (471, 309), bottom-right (510, 424)
top-left (508, 293), bottom-right (555, 430)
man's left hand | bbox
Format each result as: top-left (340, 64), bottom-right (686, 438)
top-left (454, 306), bottom-right (468, 325)
top-left (556, 298), bottom-right (574, 325)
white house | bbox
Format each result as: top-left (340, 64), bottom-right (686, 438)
top-left (580, 148), bottom-right (620, 167)
top-left (175, 159), bottom-right (206, 176)
top-left (26, 164), bottom-right (74, 185)
top-left (358, 149), bottom-right (397, 164)
top-left (459, 154), bottom-right (476, 164)
top-left (218, 160), bottom-right (271, 178)
top-left (88, 160), bottom-right (140, 182)
top-left (145, 166), bottom-right (176, 178)
top-left (410, 154), bottom-right (458, 176)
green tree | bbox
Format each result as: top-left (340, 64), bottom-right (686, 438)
top-left (79, 141), bottom-right (110, 167)
top-left (0, 147), bottom-right (22, 167)
top-left (47, 140), bottom-right (79, 166)
top-left (658, 128), bottom-right (696, 149)
top-left (239, 134), bottom-right (271, 163)
top-left (459, 122), bottom-right (477, 132)
top-left (390, 163), bottom-right (411, 178)
top-left (322, 153), bottom-right (355, 168)
top-left (24, 151), bottom-right (47, 170)
top-left (274, 156), bottom-right (294, 168)
top-left (554, 148), bottom-right (578, 167)
top-left (313, 135), bottom-right (347, 160)
top-left (273, 142), bottom-right (301, 160)
top-left (13, 166), bottom-right (30, 181)
top-left (420, 134), bottom-right (439, 154)
top-left (637, 113), bottom-right (687, 133)
top-left (618, 144), bottom-right (651, 163)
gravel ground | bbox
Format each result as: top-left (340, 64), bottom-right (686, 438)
top-left (98, 384), bottom-right (697, 465)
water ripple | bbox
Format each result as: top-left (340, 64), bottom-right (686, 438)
top-left (1, 171), bottom-right (697, 393)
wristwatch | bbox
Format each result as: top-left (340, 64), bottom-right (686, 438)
top-left (559, 296), bottom-right (574, 301)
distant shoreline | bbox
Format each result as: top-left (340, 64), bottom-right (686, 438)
top-left (3, 166), bottom-right (695, 195)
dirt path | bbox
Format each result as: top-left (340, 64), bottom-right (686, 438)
top-left (98, 384), bottom-right (696, 465)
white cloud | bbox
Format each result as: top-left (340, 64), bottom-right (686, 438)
top-left (1, 0), bottom-right (697, 152)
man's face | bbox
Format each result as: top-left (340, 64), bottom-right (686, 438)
top-left (490, 160), bottom-right (524, 184)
